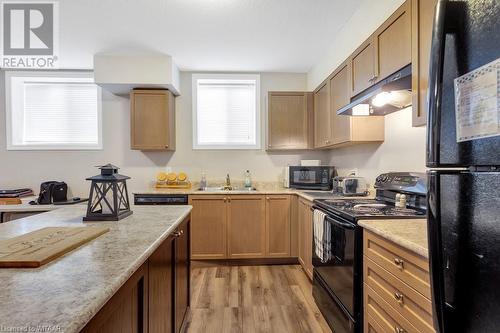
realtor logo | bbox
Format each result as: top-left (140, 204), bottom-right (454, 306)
top-left (1, 1), bottom-right (59, 68)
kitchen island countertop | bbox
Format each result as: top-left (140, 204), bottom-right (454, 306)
top-left (0, 204), bottom-right (191, 333)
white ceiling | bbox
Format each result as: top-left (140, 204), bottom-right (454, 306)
top-left (58, 0), bottom-right (363, 72)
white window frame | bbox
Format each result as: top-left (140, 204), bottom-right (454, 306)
top-left (5, 71), bottom-right (102, 151)
top-left (192, 73), bottom-right (261, 150)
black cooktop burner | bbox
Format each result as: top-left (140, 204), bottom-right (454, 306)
top-left (315, 198), bottom-right (426, 219)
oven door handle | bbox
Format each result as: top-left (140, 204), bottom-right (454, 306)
top-left (324, 216), bottom-right (356, 230)
top-left (311, 206), bottom-right (357, 230)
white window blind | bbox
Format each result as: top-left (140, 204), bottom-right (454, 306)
top-left (192, 74), bottom-right (260, 149)
top-left (5, 72), bottom-right (102, 150)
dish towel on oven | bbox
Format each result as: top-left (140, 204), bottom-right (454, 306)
top-left (313, 209), bottom-right (331, 263)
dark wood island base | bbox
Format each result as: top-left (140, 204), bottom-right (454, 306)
top-left (82, 216), bottom-right (190, 333)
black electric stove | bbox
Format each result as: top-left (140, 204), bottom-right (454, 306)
top-left (311, 172), bottom-right (427, 333)
top-left (314, 198), bottom-right (426, 220)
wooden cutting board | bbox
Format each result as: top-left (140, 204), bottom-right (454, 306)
top-left (0, 227), bottom-right (109, 268)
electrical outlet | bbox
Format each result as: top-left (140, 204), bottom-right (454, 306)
top-left (348, 168), bottom-right (358, 176)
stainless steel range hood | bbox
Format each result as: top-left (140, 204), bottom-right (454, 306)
top-left (337, 64), bottom-right (412, 116)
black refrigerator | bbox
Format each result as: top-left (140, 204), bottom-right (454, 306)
top-left (426, 0), bottom-right (500, 333)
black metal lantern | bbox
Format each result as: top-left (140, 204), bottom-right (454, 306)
top-left (83, 164), bottom-right (133, 221)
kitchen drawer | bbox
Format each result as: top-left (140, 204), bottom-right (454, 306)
top-left (365, 283), bottom-right (419, 333)
top-left (364, 313), bottom-right (386, 333)
top-left (364, 256), bottom-right (435, 333)
top-left (363, 230), bottom-right (431, 298)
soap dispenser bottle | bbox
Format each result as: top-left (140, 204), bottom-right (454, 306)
top-left (200, 172), bottom-right (207, 189)
top-left (244, 170), bottom-right (252, 188)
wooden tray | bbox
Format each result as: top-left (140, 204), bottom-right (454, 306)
top-left (155, 181), bottom-right (192, 189)
top-left (0, 198), bottom-right (22, 205)
top-left (0, 227), bottom-right (109, 268)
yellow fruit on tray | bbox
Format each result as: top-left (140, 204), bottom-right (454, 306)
top-left (157, 172), bottom-right (167, 182)
top-left (178, 172), bottom-right (187, 182)
top-left (167, 172), bottom-right (177, 182)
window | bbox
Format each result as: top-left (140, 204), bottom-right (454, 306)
top-left (192, 73), bottom-right (260, 149)
top-left (5, 71), bottom-right (102, 150)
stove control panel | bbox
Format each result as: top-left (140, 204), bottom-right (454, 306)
top-left (374, 172), bottom-right (427, 195)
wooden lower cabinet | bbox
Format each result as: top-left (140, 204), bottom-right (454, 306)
top-left (149, 235), bottom-right (174, 333)
top-left (363, 230), bottom-right (435, 333)
top-left (298, 197), bottom-right (313, 279)
top-left (174, 217), bottom-right (190, 333)
top-left (228, 195), bottom-right (266, 258)
top-left (190, 194), bottom-right (295, 260)
top-left (189, 195), bottom-right (227, 260)
top-left (82, 263), bottom-right (149, 333)
top-left (265, 195), bottom-right (291, 257)
top-left (82, 216), bottom-right (191, 333)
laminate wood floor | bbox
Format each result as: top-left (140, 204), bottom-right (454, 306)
top-left (183, 265), bottom-right (332, 333)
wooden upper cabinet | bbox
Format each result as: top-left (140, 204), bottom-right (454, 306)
top-left (412, 0), bottom-right (437, 126)
top-left (351, 40), bottom-right (376, 96)
top-left (374, 0), bottom-right (412, 82)
top-left (130, 89), bottom-right (175, 151)
top-left (265, 195), bottom-right (291, 257)
top-left (189, 195), bottom-right (227, 260)
top-left (227, 195), bottom-right (266, 259)
top-left (313, 80), bottom-right (332, 148)
top-left (350, 0), bottom-right (411, 97)
top-left (267, 92), bottom-right (313, 150)
top-left (327, 60), bottom-right (386, 147)
top-left (330, 61), bottom-right (353, 145)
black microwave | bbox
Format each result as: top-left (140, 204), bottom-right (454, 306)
top-left (288, 166), bottom-right (336, 190)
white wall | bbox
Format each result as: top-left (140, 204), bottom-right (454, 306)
top-left (307, 0), bottom-right (405, 90)
top-left (0, 71), bottom-right (327, 196)
top-left (329, 108), bottom-right (427, 185)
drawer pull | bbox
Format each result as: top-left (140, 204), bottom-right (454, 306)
top-left (394, 258), bottom-right (404, 268)
top-left (394, 292), bottom-right (404, 304)
top-left (394, 326), bottom-right (407, 333)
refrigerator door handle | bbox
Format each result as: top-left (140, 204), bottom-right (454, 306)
top-left (426, 0), bottom-right (448, 167)
top-left (427, 172), bottom-right (446, 333)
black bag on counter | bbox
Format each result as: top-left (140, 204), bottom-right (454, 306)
top-left (36, 181), bottom-right (68, 204)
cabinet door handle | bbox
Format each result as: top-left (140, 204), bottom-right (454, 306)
top-left (165, 145), bottom-right (169, 148)
top-left (394, 326), bottom-right (407, 333)
top-left (266, 197), bottom-right (270, 200)
top-left (227, 198), bottom-right (231, 203)
top-left (223, 197), bottom-right (227, 202)
top-left (173, 231), bottom-right (181, 237)
top-left (394, 292), bottom-right (404, 304)
top-left (394, 258), bottom-right (404, 269)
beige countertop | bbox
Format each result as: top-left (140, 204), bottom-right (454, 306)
top-left (0, 186), bottom-right (374, 215)
top-left (0, 196), bottom-right (60, 213)
top-left (358, 218), bottom-right (429, 258)
top-left (134, 187), bottom-right (375, 202)
top-left (0, 204), bottom-right (192, 333)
